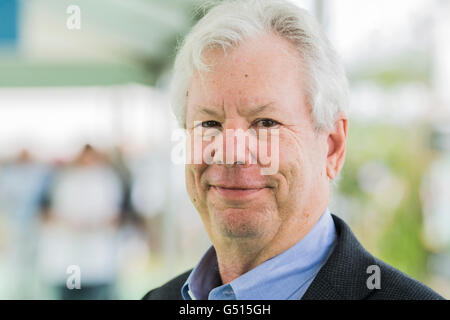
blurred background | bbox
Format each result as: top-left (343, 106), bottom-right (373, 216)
top-left (0, 0), bottom-right (449, 299)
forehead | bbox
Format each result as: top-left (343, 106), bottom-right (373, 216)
top-left (186, 33), bottom-right (305, 114)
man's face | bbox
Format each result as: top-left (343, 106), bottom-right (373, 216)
top-left (185, 33), bottom-right (332, 246)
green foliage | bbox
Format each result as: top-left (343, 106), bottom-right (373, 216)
top-left (338, 122), bottom-right (432, 280)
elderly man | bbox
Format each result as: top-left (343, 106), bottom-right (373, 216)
top-left (143, 0), bottom-right (443, 300)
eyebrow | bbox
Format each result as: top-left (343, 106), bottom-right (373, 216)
top-left (196, 102), bottom-right (276, 118)
top-left (198, 107), bottom-right (221, 117)
top-left (241, 103), bottom-right (276, 117)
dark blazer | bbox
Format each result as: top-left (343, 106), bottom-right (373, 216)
top-left (142, 214), bottom-right (445, 300)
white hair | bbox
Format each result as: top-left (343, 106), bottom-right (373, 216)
top-left (170, 0), bottom-right (349, 131)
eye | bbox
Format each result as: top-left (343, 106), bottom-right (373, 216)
top-left (254, 118), bottom-right (280, 128)
top-left (201, 120), bottom-right (222, 128)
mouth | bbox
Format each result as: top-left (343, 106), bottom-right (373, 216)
top-left (209, 185), bottom-right (269, 201)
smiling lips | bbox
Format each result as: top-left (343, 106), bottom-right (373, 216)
top-left (210, 184), bottom-right (268, 201)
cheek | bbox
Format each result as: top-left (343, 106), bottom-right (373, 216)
top-left (275, 133), bottom-right (310, 195)
top-left (279, 145), bottom-right (304, 187)
top-left (278, 132), bottom-right (305, 172)
top-left (278, 131), bottom-right (327, 196)
top-left (185, 164), bottom-right (208, 203)
top-left (185, 165), bottom-right (199, 201)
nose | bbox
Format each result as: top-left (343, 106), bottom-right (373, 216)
top-left (211, 123), bottom-right (258, 167)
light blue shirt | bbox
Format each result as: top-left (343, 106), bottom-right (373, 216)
top-left (181, 208), bottom-right (337, 300)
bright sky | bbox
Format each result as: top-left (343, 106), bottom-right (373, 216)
top-left (291, 0), bottom-right (433, 63)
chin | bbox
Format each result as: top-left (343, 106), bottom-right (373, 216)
top-left (211, 207), bottom-right (274, 239)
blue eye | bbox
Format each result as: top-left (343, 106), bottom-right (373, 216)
top-left (255, 119), bottom-right (279, 128)
top-left (201, 120), bottom-right (222, 128)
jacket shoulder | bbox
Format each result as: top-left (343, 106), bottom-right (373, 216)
top-left (368, 259), bottom-right (444, 300)
top-left (142, 269), bottom-right (192, 300)
top-left (303, 214), bottom-right (445, 300)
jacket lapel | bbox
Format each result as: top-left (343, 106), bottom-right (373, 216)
top-left (302, 214), bottom-right (377, 300)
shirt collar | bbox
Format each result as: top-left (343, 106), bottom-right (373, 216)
top-left (181, 245), bottom-right (221, 300)
top-left (182, 208), bottom-right (336, 300)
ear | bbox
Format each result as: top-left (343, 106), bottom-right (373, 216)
top-left (326, 114), bottom-right (348, 180)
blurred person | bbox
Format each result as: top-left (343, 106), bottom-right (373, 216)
top-left (0, 150), bottom-right (51, 298)
top-left (143, 0), bottom-right (443, 300)
top-left (109, 146), bottom-right (135, 225)
top-left (38, 145), bottom-right (124, 299)
top-left (129, 151), bottom-right (167, 257)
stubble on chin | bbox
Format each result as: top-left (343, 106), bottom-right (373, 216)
top-left (207, 201), bottom-right (280, 241)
